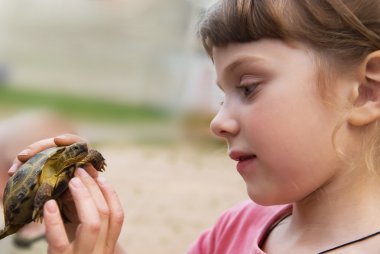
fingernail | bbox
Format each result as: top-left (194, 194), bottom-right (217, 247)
top-left (56, 134), bottom-right (69, 139)
top-left (97, 176), bottom-right (107, 186)
top-left (18, 149), bottom-right (30, 156)
top-left (70, 177), bottom-right (83, 188)
top-left (45, 200), bottom-right (58, 213)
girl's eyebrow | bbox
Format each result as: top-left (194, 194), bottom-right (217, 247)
top-left (223, 56), bottom-right (267, 74)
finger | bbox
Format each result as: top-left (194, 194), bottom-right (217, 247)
top-left (75, 168), bottom-right (107, 211)
top-left (69, 177), bottom-right (100, 253)
top-left (17, 137), bottom-right (56, 162)
top-left (8, 158), bottom-right (22, 176)
top-left (44, 200), bottom-right (70, 254)
top-left (76, 168), bottom-right (109, 253)
top-left (97, 176), bottom-right (124, 254)
top-left (83, 164), bottom-right (99, 178)
top-left (54, 134), bottom-right (88, 146)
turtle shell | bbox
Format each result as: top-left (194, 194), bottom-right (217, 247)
top-left (3, 147), bottom-right (63, 226)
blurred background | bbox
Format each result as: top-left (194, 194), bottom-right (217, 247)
top-left (0, 0), bottom-right (247, 253)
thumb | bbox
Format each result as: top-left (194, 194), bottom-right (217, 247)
top-left (44, 200), bottom-right (70, 254)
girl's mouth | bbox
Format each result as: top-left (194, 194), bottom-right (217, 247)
top-left (237, 155), bottom-right (256, 161)
top-left (236, 155), bottom-right (256, 174)
top-left (229, 151), bottom-right (257, 174)
top-left (229, 151), bottom-right (256, 161)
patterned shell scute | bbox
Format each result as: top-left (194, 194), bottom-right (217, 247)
top-left (3, 147), bottom-right (62, 225)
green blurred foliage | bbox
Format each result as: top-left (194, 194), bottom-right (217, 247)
top-left (0, 86), bottom-right (169, 123)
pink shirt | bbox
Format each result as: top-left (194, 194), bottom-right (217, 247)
top-left (187, 201), bottom-right (292, 254)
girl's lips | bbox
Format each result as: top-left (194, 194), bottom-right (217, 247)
top-left (237, 154), bottom-right (256, 161)
top-left (236, 155), bottom-right (256, 174)
top-left (229, 151), bottom-right (256, 161)
top-left (229, 151), bottom-right (257, 174)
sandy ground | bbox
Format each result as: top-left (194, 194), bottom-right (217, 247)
top-left (0, 143), bottom-right (248, 254)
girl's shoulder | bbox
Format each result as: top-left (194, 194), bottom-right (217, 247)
top-left (188, 201), bottom-right (291, 254)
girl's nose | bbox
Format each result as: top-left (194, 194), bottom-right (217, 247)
top-left (210, 107), bottom-right (239, 139)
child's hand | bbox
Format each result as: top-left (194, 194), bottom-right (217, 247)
top-left (43, 168), bottom-right (125, 254)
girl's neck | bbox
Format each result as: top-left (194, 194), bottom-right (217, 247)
top-left (294, 170), bottom-right (380, 226)
top-left (287, 171), bottom-right (380, 252)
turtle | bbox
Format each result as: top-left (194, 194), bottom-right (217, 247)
top-left (0, 142), bottom-right (106, 240)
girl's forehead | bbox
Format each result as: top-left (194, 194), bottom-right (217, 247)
top-left (212, 39), bottom-right (314, 73)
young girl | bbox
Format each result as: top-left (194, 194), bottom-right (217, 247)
top-left (8, 0), bottom-right (380, 253)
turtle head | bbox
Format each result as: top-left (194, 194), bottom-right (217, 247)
top-left (61, 142), bottom-right (88, 167)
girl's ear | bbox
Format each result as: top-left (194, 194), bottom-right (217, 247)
top-left (348, 51), bottom-right (380, 126)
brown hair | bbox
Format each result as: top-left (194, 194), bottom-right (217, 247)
top-left (199, 0), bottom-right (380, 65)
top-left (199, 0), bottom-right (380, 172)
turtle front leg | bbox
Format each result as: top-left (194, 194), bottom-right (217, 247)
top-left (79, 149), bottom-right (106, 172)
top-left (32, 183), bottom-right (53, 222)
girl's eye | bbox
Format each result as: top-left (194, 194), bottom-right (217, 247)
top-left (237, 83), bottom-right (259, 98)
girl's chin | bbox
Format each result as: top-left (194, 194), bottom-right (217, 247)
top-left (246, 186), bottom-right (296, 206)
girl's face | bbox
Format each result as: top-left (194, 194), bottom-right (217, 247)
top-left (211, 39), bottom-right (352, 205)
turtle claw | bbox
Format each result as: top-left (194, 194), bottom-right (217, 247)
top-left (32, 209), bottom-right (43, 223)
top-left (100, 162), bottom-right (107, 172)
